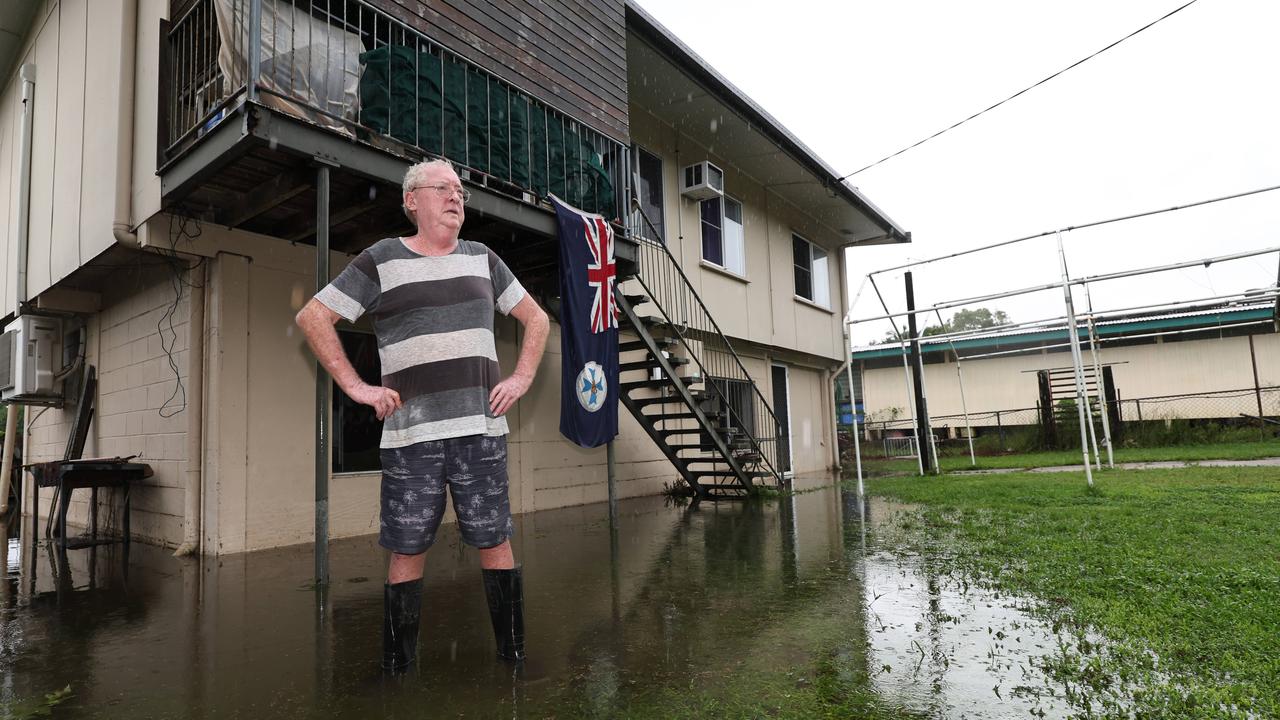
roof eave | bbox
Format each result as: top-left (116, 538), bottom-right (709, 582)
top-left (625, 1), bottom-right (909, 245)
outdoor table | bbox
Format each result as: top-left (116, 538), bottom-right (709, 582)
top-left (26, 457), bottom-right (152, 549)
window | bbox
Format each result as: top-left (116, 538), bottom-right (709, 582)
top-left (633, 145), bottom-right (665, 242)
top-left (700, 196), bottom-right (746, 276)
top-left (792, 234), bottom-right (829, 307)
top-left (701, 377), bottom-right (756, 449)
top-left (333, 330), bottom-right (382, 473)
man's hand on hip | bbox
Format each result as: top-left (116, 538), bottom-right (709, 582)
top-left (490, 373), bottom-right (532, 416)
top-left (349, 382), bottom-right (403, 420)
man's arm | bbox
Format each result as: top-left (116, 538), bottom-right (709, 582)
top-left (295, 299), bottom-right (402, 420)
top-left (489, 294), bottom-right (550, 416)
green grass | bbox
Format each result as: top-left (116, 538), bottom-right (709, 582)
top-left (858, 439), bottom-right (1280, 475)
top-left (860, 466), bottom-right (1280, 717)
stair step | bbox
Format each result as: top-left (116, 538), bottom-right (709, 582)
top-left (620, 357), bottom-right (688, 373)
top-left (646, 411), bottom-right (697, 421)
top-left (622, 293), bottom-right (650, 307)
top-left (621, 378), bottom-right (674, 391)
top-left (630, 395), bottom-right (681, 408)
top-left (689, 468), bottom-right (772, 478)
top-left (656, 427), bottom-right (702, 438)
top-left (618, 337), bottom-right (675, 353)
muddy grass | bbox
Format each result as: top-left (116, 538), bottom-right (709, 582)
top-left (858, 439), bottom-right (1280, 475)
top-left (858, 466), bottom-right (1280, 718)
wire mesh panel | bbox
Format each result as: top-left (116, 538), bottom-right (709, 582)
top-left (163, 0), bottom-right (626, 219)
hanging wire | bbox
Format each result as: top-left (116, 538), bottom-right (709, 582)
top-left (837, 0), bottom-right (1201, 180)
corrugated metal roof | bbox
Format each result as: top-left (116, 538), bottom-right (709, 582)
top-left (852, 303), bottom-right (1277, 359)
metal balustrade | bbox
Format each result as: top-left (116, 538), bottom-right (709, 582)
top-left (163, 0), bottom-right (626, 220)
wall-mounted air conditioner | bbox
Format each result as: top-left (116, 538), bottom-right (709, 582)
top-left (680, 161), bottom-right (724, 200)
top-left (1, 314), bottom-right (62, 403)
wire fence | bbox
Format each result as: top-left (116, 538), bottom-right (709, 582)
top-left (850, 386), bottom-right (1280, 454)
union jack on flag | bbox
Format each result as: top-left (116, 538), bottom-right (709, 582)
top-left (552, 195), bottom-right (620, 448)
top-left (584, 216), bottom-right (619, 333)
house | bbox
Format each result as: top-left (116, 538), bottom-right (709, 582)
top-left (850, 303), bottom-right (1279, 441)
top-left (0, 0), bottom-right (907, 554)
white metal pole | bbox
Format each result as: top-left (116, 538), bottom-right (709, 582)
top-left (1085, 284), bottom-right (1115, 467)
top-left (844, 329), bottom-right (865, 497)
top-left (1056, 231), bottom-right (1095, 488)
top-left (934, 310), bottom-right (976, 466)
top-left (849, 245), bottom-right (1280, 327)
top-left (956, 363), bottom-right (976, 466)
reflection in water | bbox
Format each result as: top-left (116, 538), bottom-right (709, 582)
top-left (0, 481), bottom-right (1083, 718)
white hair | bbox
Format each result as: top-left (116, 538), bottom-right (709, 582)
top-left (402, 159), bottom-right (457, 226)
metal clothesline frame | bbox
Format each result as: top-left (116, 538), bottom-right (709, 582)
top-left (843, 233), bottom-right (1280, 490)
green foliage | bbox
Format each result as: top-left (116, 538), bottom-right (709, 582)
top-left (2, 685), bottom-right (73, 720)
top-left (876, 307), bottom-right (1011, 344)
top-left (861, 468), bottom-right (1280, 717)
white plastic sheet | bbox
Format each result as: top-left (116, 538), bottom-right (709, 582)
top-left (213, 0), bottom-right (362, 135)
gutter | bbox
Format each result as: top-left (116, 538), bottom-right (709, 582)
top-left (624, 1), bottom-right (910, 244)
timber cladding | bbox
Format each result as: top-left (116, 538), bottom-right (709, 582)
top-left (375, 0), bottom-right (629, 143)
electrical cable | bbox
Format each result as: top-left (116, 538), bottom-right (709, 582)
top-left (868, 182), bottom-right (1280, 278)
top-left (837, 0), bottom-right (1201, 180)
top-left (156, 216), bottom-right (206, 418)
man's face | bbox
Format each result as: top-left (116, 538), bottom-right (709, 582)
top-left (405, 166), bottom-right (466, 234)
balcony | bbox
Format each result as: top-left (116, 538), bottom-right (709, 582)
top-left (158, 0), bottom-right (635, 283)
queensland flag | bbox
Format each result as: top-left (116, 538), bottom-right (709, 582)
top-left (553, 195), bottom-right (619, 448)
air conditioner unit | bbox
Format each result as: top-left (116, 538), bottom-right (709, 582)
top-left (1, 314), bottom-right (62, 403)
top-left (680, 161), bottom-right (724, 200)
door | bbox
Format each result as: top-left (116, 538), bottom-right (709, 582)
top-left (771, 364), bottom-right (793, 474)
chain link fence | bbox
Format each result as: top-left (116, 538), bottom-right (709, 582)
top-left (851, 386), bottom-right (1280, 455)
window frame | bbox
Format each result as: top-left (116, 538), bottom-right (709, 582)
top-left (792, 233), bottom-right (830, 308)
top-left (699, 194), bottom-right (746, 278)
top-left (632, 143), bottom-right (666, 243)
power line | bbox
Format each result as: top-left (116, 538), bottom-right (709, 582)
top-left (837, 0), bottom-right (1200, 181)
top-left (867, 182), bottom-right (1280, 277)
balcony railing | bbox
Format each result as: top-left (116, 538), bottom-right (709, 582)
top-left (162, 0), bottom-right (626, 220)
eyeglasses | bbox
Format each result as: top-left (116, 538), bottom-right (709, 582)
top-left (412, 183), bottom-right (471, 203)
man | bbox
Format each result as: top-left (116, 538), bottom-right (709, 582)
top-left (296, 159), bottom-right (549, 672)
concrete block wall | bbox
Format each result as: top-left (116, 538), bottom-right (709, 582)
top-left (28, 261), bottom-right (192, 547)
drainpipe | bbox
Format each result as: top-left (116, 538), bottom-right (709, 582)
top-left (173, 262), bottom-right (205, 556)
top-left (829, 362), bottom-right (847, 471)
top-left (0, 64), bottom-right (38, 515)
top-left (111, 0), bottom-right (140, 247)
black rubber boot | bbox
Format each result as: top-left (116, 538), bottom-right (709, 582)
top-left (482, 567), bottom-right (525, 662)
top-left (382, 579), bottom-right (422, 673)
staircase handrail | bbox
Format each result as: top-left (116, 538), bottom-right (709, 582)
top-left (626, 197), bottom-right (784, 483)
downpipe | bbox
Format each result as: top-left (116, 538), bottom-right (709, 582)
top-left (173, 262), bottom-right (205, 557)
top-left (112, 0), bottom-right (140, 247)
top-left (0, 64), bottom-right (38, 515)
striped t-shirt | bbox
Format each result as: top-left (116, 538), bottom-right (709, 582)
top-left (315, 237), bottom-right (526, 448)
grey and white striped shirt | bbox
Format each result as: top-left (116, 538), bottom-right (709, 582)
top-left (315, 237), bottom-right (526, 448)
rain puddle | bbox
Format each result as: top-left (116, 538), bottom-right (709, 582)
top-left (1, 480), bottom-right (1117, 718)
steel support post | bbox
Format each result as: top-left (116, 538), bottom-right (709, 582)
top-left (1084, 285), bottom-right (1114, 467)
top-left (1056, 232), bottom-right (1095, 488)
top-left (314, 164), bottom-right (331, 586)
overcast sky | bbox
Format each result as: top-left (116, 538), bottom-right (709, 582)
top-left (633, 0), bottom-right (1280, 344)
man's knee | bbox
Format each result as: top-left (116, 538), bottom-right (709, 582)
top-left (388, 550), bottom-right (427, 582)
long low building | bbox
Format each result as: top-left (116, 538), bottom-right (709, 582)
top-left (850, 304), bottom-right (1280, 439)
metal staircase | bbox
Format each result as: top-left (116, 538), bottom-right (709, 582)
top-left (615, 201), bottom-right (786, 500)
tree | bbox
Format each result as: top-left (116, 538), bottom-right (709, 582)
top-left (875, 307), bottom-right (1010, 344)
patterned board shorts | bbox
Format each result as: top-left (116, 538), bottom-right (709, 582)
top-left (378, 434), bottom-right (513, 554)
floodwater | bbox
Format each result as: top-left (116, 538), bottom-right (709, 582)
top-left (2, 479), bottom-right (1082, 719)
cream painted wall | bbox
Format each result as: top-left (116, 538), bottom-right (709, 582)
top-left (27, 260), bottom-right (192, 546)
top-left (0, 0), bottom-right (139, 319)
top-left (860, 332), bottom-right (1280, 427)
top-left (627, 107), bottom-right (847, 364)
